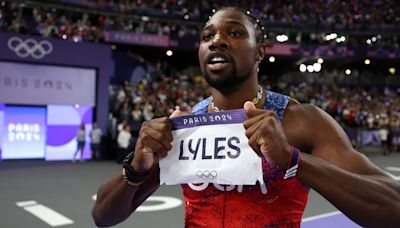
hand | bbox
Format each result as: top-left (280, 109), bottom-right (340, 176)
top-left (132, 110), bottom-right (183, 172)
top-left (243, 101), bottom-right (291, 169)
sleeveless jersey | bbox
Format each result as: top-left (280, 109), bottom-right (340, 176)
top-left (181, 90), bottom-right (309, 228)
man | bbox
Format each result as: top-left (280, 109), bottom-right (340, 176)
top-left (92, 7), bottom-right (400, 227)
top-left (90, 122), bottom-right (103, 160)
top-left (116, 123), bottom-right (132, 164)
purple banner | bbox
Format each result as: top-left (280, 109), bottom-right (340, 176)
top-left (2, 106), bottom-right (47, 160)
top-left (45, 105), bottom-right (93, 161)
top-left (171, 109), bottom-right (246, 130)
top-left (0, 31), bottom-right (112, 135)
top-left (104, 31), bottom-right (169, 47)
top-left (0, 62), bottom-right (96, 106)
top-left (361, 130), bottom-right (381, 146)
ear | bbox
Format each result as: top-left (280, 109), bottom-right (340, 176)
top-left (256, 44), bottom-right (265, 62)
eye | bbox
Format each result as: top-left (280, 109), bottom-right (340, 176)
top-left (201, 33), bottom-right (214, 42)
top-left (229, 30), bottom-right (242, 37)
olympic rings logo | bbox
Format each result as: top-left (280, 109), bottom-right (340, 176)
top-left (196, 170), bottom-right (217, 180)
top-left (7, 37), bottom-right (53, 59)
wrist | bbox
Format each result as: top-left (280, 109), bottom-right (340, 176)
top-left (122, 152), bottom-right (151, 186)
top-left (284, 146), bottom-right (300, 179)
top-left (131, 159), bottom-right (148, 173)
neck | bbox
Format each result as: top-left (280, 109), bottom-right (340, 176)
top-left (209, 80), bottom-right (264, 111)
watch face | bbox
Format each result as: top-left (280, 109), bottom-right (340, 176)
top-left (123, 152), bottom-right (134, 164)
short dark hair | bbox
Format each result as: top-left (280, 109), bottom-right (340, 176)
top-left (208, 6), bottom-right (267, 45)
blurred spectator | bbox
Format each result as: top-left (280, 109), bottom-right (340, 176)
top-left (379, 125), bottom-right (390, 155)
top-left (73, 123), bottom-right (86, 162)
top-left (116, 123), bottom-right (131, 163)
top-left (117, 119), bottom-right (128, 132)
top-left (90, 122), bottom-right (103, 160)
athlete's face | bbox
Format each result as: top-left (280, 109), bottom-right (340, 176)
top-left (198, 9), bottom-right (261, 89)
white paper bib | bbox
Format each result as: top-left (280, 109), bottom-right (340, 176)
top-left (159, 109), bottom-right (263, 185)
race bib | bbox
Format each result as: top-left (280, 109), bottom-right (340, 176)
top-left (159, 109), bottom-right (263, 185)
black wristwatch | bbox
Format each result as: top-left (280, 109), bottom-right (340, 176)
top-left (122, 152), bottom-right (150, 185)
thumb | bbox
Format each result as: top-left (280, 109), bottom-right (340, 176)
top-left (169, 109), bottom-right (183, 118)
top-left (243, 101), bottom-right (256, 111)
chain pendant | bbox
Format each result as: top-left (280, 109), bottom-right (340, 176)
top-left (210, 85), bottom-right (263, 112)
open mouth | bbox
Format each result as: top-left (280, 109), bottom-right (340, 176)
top-left (206, 53), bottom-right (232, 72)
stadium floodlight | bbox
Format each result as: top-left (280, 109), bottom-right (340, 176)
top-left (317, 58), bottom-right (324, 64)
top-left (307, 65), bottom-right (314, 73)
top-left (345, 69), bottom-right (351, 75)
top-left (364, 59), bottom-right (371, 65)
top-left (371, 37), bottom-right (377, 42)
top-left (268, 56), bottom-right (275, 62)
top-left (184, 14), bottom-right (189, 20)
top-left (389, 68), bottom-right (396, 75)
top-left (313, 63), bottom-right (321, 72)
top-left (166, 50), bottom-right (173, 56)
top-left (299, 64), bottom-right (307, 72)
top-left (325, 33), bottom-right (338, 41)
top-left (276, 34), bottom-right (288, 42)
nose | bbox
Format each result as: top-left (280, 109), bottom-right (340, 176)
top-left (209, 33), bottom-right (228, 50)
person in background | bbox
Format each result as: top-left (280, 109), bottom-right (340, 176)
top-left (116, 123), bottom-right (131, 164)
top-left (90, 122), bottom-right (103, 160)
top-left (117, 119), bottom-right (128, 132)
top-left (73, 123), bottom-right (86, 162)
top-left (379, 124), bottom-right (390, 155)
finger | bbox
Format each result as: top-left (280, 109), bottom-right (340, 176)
top-left (157, 150), bottom-right (168, 158)
top-left (243, 113), bottom-right (265, 129)
top-left (142, 136), bottom-right (169, 158)
top-left (243, 101), bottom-right (256, 111)
top-left (244, 101), bottom-right (267, 119)
top-left (147, 118), bottom-right (173, 141)
top-left (244, 104), bottom-right (271, 120)
top-left (244, 120), bottom-right (262, 139)
top-left (169, 109), bottom-right (183, 118)
top-left (137, 128), bottom-right (171, 150)
top-left (247, 132), bottom-right (262, 157)
top-left (143, 127), bottom-right (173, 151)
top-left (244, 111), bottom-right (278, 129)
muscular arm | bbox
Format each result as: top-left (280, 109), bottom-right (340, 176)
top-left (91, 166), bottom-right (160, 227)
top-left (92, 113), bottom-right (180, 227)
top-left (284, 102), bottom-right (400, 227)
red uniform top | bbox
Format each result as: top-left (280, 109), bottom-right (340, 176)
top-left (183, 91), bottom-right (309, 227)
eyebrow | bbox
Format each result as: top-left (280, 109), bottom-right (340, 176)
top-left (201, 19), bottom-right (247, 32)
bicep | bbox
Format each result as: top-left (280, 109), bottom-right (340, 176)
top-left (284, 103), bottom-right (389, 177)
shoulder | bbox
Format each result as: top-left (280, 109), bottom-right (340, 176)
top-left (282, 98), bottom-right (353, 155)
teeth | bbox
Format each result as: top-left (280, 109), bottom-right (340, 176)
top-left (211, 57), bottom-right (226, 62)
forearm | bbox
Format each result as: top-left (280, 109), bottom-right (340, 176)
top-left (91, 172), bottom-right (158, 227)
top-left (298, 153), bottom-right (400, 227)
top-left (92, 172), bottom-right (139, 227)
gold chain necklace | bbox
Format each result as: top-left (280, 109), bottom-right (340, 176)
top-left (210, 85), bottom-right (263, 112)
